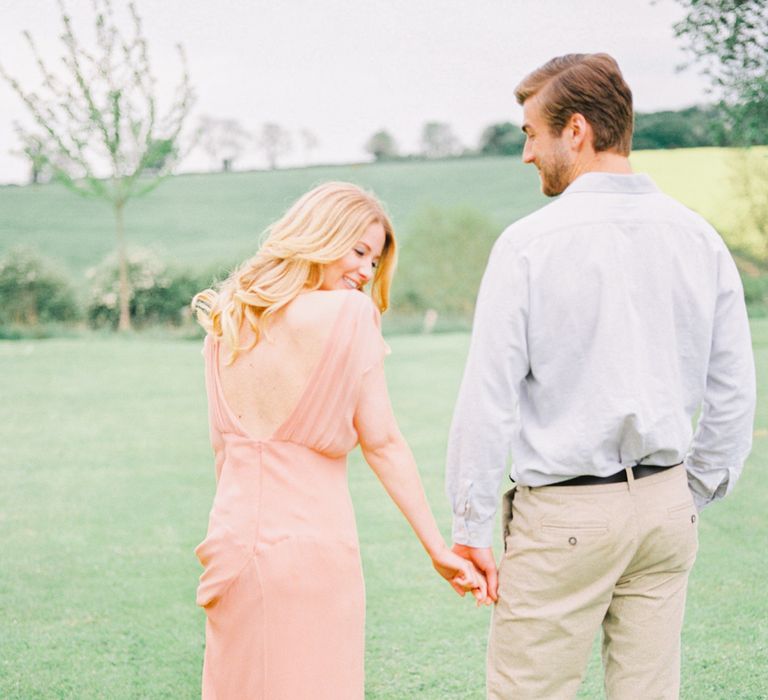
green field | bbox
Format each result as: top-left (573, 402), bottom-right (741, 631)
top-left (0, 157), bottom-right (546, 279)
top-left (631, 147), bottom-right (768, 257)
top-left (1, 148), bottom-right (764, 286)
top-left (2, 152), bottom-right (766, 697)
top-left (1, 321), bottom-right (766, 699)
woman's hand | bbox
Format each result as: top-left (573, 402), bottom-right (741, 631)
top-left (451, 544), bottom-right (498, 605)
top-left (430, 545), bottom-right (489, 605)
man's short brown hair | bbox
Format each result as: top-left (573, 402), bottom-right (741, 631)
top-left (515, 53), bottom-right (633, 155)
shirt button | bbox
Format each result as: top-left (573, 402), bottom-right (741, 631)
top-left (568, 536), bottom-right (577, 546)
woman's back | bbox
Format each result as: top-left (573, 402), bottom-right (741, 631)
top-left (197, 290), bottom-right (387, 699)
top-left (218, 290), bottom-right (350, 442)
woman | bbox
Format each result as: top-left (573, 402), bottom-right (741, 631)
top-left (191, 182), bottom-right (485, 699)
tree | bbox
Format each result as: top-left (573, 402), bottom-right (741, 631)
top-left (14, 130), bottom-right (50, 185)
top-left (143, 138), bottom-right (178, 174)
top-left (365, 130), bottom-right (398, 161)
top-left (632, 106), bottom-right (729, 150)
top-left (730, 147), bottom-right (768, 260)
top-left (0, 0), bottom-right (194, 330)
top-left (198, 116), bottom-right (251, 172)
top-left (300, 128), bottom-right (319, 165)
top-left (671, 0), bottom-right (768, 259)
top-left (672, 0), bottom-right (768, 145)
top-left (258, 122), bottom-right (292, 170)
top-left (420, 121), bottom-right (461, 159)
top-left (479, 122), bottom-right (525, 156)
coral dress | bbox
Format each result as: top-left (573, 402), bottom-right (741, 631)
top-left (195, 292), bottom-right (388, 700)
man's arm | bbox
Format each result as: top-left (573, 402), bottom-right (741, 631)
top-left (446, 238), bottom-right (531, 598)
top-left (686, 245), bottom-right (756, 509)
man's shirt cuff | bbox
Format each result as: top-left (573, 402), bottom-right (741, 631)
top-left (452, 515), bottom-right (495, 549)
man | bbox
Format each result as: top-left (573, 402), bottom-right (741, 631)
top-left (446, 53), bottom-right (755, 700)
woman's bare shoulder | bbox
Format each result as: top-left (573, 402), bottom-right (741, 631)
top-left (287, 290), bottom-right (373, 326)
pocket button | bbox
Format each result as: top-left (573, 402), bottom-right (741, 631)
top-left (691, 514), bottom-right (697, 524)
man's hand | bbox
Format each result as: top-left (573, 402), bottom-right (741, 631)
top-left (451, 544), bottom-right (498, 603)
top-left (430, 545), bottom-right (489, 605)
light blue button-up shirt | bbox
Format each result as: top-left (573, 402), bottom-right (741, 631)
top-left (446, 172), bottom-right (756, 548)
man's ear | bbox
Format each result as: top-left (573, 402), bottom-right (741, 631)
top-left (566, 112), bottom-right (592, 152)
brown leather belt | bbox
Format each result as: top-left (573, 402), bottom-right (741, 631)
top-left (552, 463), bottom-right (682, 487)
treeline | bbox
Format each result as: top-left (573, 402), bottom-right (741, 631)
top-left (632, 106), bottom-right (733, 150)
top-left (366, 106), bottom-right (748, 161)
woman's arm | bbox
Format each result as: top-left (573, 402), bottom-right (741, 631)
top-left (354, 360), bottom-right (487, 603)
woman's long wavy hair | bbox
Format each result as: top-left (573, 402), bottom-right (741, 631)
top-left (192, 182), bottom-right (397, 363)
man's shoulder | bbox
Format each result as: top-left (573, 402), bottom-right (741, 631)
top-left (497, 182), bottom-right (725, 254)
top-left (651, 190), bottom-right (719, 228)
top-left (641, 188), bottom-right (728, 251)
top-left (496, 197), bottom-right (572, 251)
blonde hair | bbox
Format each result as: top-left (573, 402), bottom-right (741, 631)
top-left (192, 181), bottom-right (396, 363)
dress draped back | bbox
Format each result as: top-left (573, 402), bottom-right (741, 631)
top-left (195, 291), bottom-right (389, 700)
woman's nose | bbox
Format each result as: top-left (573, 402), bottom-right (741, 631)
top-left (359, 260), bottom-right (373, 280)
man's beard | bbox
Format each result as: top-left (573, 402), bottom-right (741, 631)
top-left (538, 144), bottom-right (573, 197)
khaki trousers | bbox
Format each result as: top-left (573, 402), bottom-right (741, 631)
top-left (487, 465), bottom-right (698, 700)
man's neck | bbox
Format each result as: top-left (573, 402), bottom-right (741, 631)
top-left (571, 150), bottom-right (633, 181)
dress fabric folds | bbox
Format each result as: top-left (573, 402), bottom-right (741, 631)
top-left (195, 292), bottom-right (389, 700)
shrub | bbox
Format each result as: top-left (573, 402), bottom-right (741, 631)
top-left (0, 246), bottom-right (80, 325)
top-left (479, 122), bottom-right (525, 156)
top-left (392, 206), bottom-right (499, 316)
top-left (86, 248), bottom-right (222, 328)
top-left (741, 273), bottom-right (768, 316)
top-left (734, 253), bottom-right (768, 316)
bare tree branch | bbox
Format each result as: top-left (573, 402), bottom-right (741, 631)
top-left (1, 1), bottom-right (195, 329)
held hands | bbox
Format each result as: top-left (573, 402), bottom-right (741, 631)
top-left (430, 545), bottom-right (490, 606)
top-left (451, 544), bottom-right (498, 606)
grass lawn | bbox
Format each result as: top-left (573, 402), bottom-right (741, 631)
top-left (0, 320), bottom-right (766, 699)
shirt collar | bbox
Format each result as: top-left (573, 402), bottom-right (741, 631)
top-left (561, 172), bottom-right (659, 196)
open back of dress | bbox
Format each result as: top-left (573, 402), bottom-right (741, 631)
top-left (195, 290), bottom-right (388, 700)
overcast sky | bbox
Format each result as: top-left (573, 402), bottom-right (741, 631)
top-left (0, 0), bottom-right (712, 184)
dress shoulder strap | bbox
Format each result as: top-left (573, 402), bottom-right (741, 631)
top-left (203, 334), bottom-right (240, 435)
top-left (275, 292), bottom-right (389, 448)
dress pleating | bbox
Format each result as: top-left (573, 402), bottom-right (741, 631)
top-left (195, 291), bottom-right (389, 700)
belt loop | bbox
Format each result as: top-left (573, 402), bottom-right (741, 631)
top-left (625, 465), bottom-right (635, 491)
